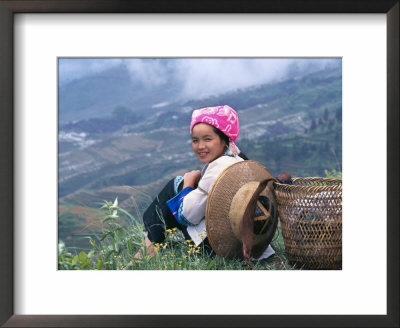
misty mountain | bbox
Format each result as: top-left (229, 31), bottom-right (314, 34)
top-left (58, 58), bottom-right (341, 124)
top-left (58, 63), bottom-right (183, 123)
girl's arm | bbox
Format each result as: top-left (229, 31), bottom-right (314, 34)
top-left (182, 170), bottom-right (201, 188)
top-left (166, 170), bottom-right (204, 226)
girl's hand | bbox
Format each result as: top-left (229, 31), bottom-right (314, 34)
top-left (183, 170), bottom-right (201, 188)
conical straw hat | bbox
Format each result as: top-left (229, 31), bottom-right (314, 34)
top-left (205, 161), bottom-right (278, 259)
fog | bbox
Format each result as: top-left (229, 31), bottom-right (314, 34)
top-left (59, 58), bottom-right (340, 100)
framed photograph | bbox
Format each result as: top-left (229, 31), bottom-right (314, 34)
top-left (1, 1), bottom-right (398, 327)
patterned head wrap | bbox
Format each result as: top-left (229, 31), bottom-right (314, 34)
top-left (190, 105), bottom-right (241, 156)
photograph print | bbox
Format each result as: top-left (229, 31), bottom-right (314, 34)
top-left (58, 57), bottom-right (342, 271)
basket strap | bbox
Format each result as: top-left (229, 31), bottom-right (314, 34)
top-left (241, 177), bottom-right (277, 268)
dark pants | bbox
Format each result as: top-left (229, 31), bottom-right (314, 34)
top-left (143, 178), bottom-right (215, 256)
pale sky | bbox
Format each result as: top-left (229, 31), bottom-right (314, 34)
top-left (59, 58), bottom-right (341, 100)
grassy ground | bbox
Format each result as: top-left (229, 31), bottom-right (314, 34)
top-left (58, 198), bottom-right (299, 270)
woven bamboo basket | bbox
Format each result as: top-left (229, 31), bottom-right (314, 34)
top-left (274, 177), bottom-right (342, 270)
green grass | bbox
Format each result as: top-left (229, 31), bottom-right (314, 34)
top-left (58, 198), bottom-right (298, 270)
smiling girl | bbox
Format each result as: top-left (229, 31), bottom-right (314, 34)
top-left (135, 105), bottom-right (249, 258)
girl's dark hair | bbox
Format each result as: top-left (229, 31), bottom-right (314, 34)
top-left (213, 127), bottom-right (229, 145)
top-left (213, 127), bottom-right (248, 160)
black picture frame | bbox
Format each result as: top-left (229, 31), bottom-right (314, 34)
top-left (0, 1), bottom-right (398, 327)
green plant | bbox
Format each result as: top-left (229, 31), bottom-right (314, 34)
top-left (58, 240), bottom-right (95, 269)
top-left (324, 168), bottom-right (342, 179)
top-left (59, 197), bottom-right (143, 270)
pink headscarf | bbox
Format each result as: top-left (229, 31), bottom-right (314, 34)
top-left (190, 105), bottom-right (241, 156)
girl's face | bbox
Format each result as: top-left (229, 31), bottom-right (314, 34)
top-left (191, 123), bottom-right (226, 163)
